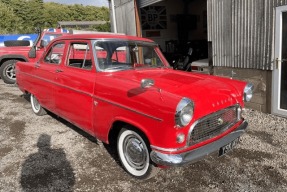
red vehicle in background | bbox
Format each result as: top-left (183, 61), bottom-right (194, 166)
top-left (16, 34), bottom-right (254, 179)
top-left (0, 28), bottom-right (69, 84)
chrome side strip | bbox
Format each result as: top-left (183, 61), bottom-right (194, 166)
top-left (21, 72), bottom-right (163, 122)
top-left (93, 96), bottom-right (163, 122)
top-left (21, 72), bottom-right (93, 97)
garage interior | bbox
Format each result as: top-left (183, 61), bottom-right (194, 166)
top-left (139, 0), bottom-right (208, 69)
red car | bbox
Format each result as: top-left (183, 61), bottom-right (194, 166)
top-left (0, 28), bottom-right (70, 84)
top-left (16, 34), bottom-right (253, 179)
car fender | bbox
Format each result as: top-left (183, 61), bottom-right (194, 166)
top-left (0, 55), bottom-right (28, 64)
top-left (105, 115), bottom-right (157, 145)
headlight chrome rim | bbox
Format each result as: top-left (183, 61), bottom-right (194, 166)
top-left (243, 83), bottom-right (254, 102)
top-left (175, 98), bottom-right (194, 128)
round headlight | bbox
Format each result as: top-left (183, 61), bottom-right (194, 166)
top-left (175, 98), bottom-right (194, 127)
top-left (243, 83), bottom-right (254, 102)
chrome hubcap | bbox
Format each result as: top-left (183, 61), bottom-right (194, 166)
top-left (124, 135), bottom-right (147, 170)
top-left (5, 64), bottom-right (16, 80)
top-left (32, 96), bottom-right (40, 111)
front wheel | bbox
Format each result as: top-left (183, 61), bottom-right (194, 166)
top-left (117, 128), bottom-right (158, 179)
top-left (30, 94), bottom-right (46, 116)
top-left (0, 60), bottom-right (18, 84)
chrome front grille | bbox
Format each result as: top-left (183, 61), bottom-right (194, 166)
top-left (188, 105), bottom-right (239, 145)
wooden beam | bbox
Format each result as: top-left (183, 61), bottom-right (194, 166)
top-left (134, 0), bottom-right (142, 37)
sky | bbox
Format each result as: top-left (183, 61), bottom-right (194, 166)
top-left (43, 0), bottom-right (109, 7)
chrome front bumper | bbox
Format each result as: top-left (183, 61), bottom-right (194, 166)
top-left (150, 120), bottom-right (248, 167)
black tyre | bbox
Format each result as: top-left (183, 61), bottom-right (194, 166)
top-left (4, 40), bottom-right (30, 47)
top-left (117, 127), bottom-right (159, 179)
top-left (0, 60), bottom-right (19, 84)
top-left (30, 94), bottom-right (47, 116)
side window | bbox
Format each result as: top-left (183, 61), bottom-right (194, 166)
top-left (44, 42), bottom-right (65, 64)
top-left (67, 43), bottom-right (92, 70)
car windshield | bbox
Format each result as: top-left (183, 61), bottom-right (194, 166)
top-left (94, 40), bottom-right (165, 72)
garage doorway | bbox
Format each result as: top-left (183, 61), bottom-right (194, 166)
top-left (139, 0), bottom-right (208, 68)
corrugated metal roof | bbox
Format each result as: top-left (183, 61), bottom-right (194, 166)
top-left (208, 0), bottom-right (287, 70)
top-left (137, 0), bottom-right (164, 8)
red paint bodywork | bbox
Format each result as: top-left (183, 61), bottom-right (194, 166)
top-left (0, 30), bottom-right (67, 65)
top-left (16, 34), bottom-right (247, 156)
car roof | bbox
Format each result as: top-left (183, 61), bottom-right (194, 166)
top-left (55, 33), bottom-right (155, 43)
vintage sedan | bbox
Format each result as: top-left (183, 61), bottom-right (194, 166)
top-left (16, 34), bottom-right (253, 179)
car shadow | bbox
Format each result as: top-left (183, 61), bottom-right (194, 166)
top-left (20, 134), bottom-right (75, 191)
top-left (20, 93), bottom-right (30, 102)
top-left (102, 143), bottom-right (122, 167)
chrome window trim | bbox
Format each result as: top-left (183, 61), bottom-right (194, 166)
top-left (91, 39), bottom-right (161, 72)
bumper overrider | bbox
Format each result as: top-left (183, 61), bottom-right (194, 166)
top-left (150, 120), bottom-right (248, 167)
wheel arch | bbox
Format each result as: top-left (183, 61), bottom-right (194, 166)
top-left (107, 119), bottom-right (152, 148)
top-left (0, 55), bottom-right (28, 66)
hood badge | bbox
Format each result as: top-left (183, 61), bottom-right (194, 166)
top-left (212, 98), bottom-right (232, 107)
top-left (217, 118), bottom-right (224, 125)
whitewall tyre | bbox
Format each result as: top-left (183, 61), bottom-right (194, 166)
top-left (30, 94), bottom-right (46, 116)
top-left (117, 128), bottom-right (158, 179)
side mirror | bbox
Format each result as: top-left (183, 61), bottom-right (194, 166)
top-left (40, 39), bottom-right (48, 48)
top-left (141, 79), bottom-right (154, 89)
top-left (28, 46), bottom-right (36, 58)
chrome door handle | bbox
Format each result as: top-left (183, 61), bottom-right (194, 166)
top-left (55, 69), bottom-right (63, 73)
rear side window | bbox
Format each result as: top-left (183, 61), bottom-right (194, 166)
top-left (67, 43), bottom-right (92, 70)
top-left (44, 42), bottom-right (65, 64)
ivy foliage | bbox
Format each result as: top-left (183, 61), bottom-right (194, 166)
top-left (0, 0), bottom-right (110, 34)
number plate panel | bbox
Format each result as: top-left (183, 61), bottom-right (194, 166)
top-left (219, 137), bottom-right (240, 156)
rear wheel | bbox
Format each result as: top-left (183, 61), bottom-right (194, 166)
top-left (0, 60), bottom-right (19, 84)
top-left (117, 128), bottom-right (159, 179)
top-left (30, 94), bottom-right (46, 116)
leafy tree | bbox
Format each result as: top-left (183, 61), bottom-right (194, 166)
top-left (0, 0), bottom-right (110, 34)
top-left (43, 3), bottom-right (70, 28)
top-left (0, 2), bottom-right (20, 34)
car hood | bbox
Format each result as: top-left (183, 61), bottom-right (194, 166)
top-left (111, 68), bottom-right (245, 114)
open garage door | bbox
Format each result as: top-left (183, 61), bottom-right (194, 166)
top-left (112, 0), bottom-right (137, 35)
top-left (138, 0), bottom-right (164, 8)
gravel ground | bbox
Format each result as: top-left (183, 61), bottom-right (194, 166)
top-left (0, 80), bottom-right (287, 192)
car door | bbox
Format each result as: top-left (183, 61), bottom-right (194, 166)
top-left (55, 40), bottom-right (95, 134)
top-left (32, 41), bottom-right (66, 112)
